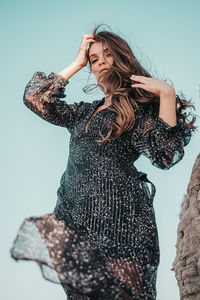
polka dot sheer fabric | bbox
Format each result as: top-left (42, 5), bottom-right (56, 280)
top-left (10, 71), bottom-right (192, 299)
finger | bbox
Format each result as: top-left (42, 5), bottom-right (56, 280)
top-left (130, 75), bottom-right (146, 79)
top-left (130, 75), bottom-right (148, 82)
top-left (82, 39), bottom-right (96, 47)
top-left (131, 84), bottom-right (152, 93)
top-left (84, 38), bottom-right (96, 43)
top-left (83, 34), bottom-right (94, 37)
top-left (87, 37), bottom-right (95, 41)
top-left (83, 34), bottom-right (95, 39)
top-left (131, 84), bottom-right (144, 88)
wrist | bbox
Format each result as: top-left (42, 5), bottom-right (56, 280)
top-left (72, 60), bottom-right (84, 69)
top-left (160, 87), bottom-right (176, 98)
top-left (57, 62), bottom-right (83, 81)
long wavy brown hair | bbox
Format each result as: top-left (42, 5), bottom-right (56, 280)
top-left (83, 24), bottom-right (197, 143)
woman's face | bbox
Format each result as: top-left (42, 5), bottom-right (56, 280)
top-left (89, 41), bottom-right (114, 82)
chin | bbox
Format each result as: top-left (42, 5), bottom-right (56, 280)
top-left (98, 72), bottom-right (108, 80)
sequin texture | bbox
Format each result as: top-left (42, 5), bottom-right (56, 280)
top-left (10, 71), bottom-right (192, 299)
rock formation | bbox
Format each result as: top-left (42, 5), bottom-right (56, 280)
top-left (172, 153), bottom-right (200, 300)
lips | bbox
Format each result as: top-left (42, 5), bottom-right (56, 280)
top-left (100, 68), bottom-right (108, 73)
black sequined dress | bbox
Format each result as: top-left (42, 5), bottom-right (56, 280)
top-left (10, 71), bottom-right (192, 300)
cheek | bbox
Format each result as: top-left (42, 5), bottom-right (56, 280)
top-left (110, 57), bottom-right (114, 65)
top-left (91, 66), bottom-right (98, 76)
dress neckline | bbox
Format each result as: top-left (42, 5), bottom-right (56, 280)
top-left (85, 98), bottom-right (115, 133)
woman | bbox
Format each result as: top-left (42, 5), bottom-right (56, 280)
top-left (10, 25), bottom-right (196, 300)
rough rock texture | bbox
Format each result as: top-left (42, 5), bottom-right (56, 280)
top-left (172, 153), bottom-right (200, 300)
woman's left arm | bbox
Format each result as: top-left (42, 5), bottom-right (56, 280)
top-left (130, 75), bottom-right (192, 170)
top-left (131, 74), bottom-right (177, 127)
top-left (159, 89), bottom-right (177, 127)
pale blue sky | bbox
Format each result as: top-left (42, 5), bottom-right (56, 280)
top-left (1, 0), bottom-right (200, 299)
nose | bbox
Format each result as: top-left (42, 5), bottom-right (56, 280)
top-left (98, 55), bottom-right (106, 65)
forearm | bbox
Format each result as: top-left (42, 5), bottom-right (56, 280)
top-left (159, 89), bottom-right (177, 127)
top-left (57, 61), bottom-right (83, 81)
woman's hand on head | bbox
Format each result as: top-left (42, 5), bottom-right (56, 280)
top-left (130, 75), bottom-right (175, 97)
top-left (74, 34), bottom-right (96, 68)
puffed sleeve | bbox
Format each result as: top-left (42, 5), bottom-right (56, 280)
top-left (23, 71), bottom-right (85, 131)
top-left (130, 103), bottom-right (192, 170)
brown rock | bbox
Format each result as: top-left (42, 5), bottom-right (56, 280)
top-left (172, 153), bottom-right (200, 300)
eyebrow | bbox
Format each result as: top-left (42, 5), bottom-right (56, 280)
top-left (89, 47), bottom-right (109, 59)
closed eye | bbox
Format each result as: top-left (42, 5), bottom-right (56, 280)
top-left (91, 53), bottom-right (111, 64)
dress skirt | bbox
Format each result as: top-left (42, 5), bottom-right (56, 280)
top-left (10, 210), bottom-right (158, 300)
top-left (10, 172), bottom-right (159, 300)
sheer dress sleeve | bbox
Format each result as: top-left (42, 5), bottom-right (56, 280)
top-left (131, 103), bottom-right (192, 170)
top-left (23, 71), bottom-right (84, 131)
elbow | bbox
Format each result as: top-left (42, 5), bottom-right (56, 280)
top-left (23, 89), bottom-right (32, 105)
top-left (152, 159), bottom-right (174, 170)
top-left (23, 92), bottom-right (31, 108)
top-left (23, 93), bottom-right (28, 105)
top-left (23, 93), bottom-right (34, 112)
top-left (151, 149), bottom-right (185, 170)
top-left (23, 90), bottom-right (40, 111)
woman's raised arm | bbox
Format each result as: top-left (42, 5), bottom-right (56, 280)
top-left (23, 65), bottom-right (82, 130)
top-left (23, 34), bottom-right (96, 130)
top-left (57, 33), bottom-right (95, 81)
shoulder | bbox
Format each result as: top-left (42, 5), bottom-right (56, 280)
top-left (74, 99), bottom-right (97, 111)
top-left (75, 99), bottom-right (102, 112)
top-left (72, 99), bottom-right (101, 120)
